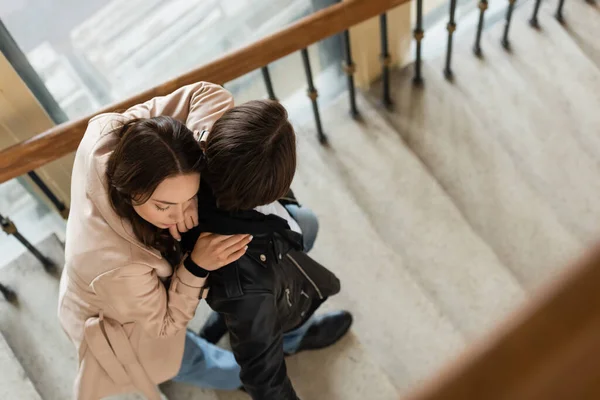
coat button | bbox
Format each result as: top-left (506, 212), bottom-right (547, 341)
top-left (260, 254), bottom-right (267, 262)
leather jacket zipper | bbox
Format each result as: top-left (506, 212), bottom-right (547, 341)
top-left (285, 288), bottom-right (293, 307)
top-left (286, 253), bottom-right (323, 299)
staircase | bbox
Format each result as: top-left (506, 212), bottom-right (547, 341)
top-left (0, 332), bottom-right (42, 400)
top-left (1, 0), bottom-right (599, 398)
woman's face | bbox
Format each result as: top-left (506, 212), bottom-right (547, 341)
top-left (133, 173), bottom-right (200, 229)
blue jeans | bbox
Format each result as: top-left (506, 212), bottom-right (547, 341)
top-left (284, 204), bottom-right (319, 252)
top-left (172, 206), bottom-right (320, 390)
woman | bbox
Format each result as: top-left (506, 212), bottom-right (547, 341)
top-left (58, 82), bottom-right (249, 399)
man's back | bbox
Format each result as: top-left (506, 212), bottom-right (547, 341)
top-left (181, 189), bottom-right (340, 399)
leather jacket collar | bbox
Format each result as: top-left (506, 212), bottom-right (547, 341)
top-left (181, 180), bottom-right (304, 255)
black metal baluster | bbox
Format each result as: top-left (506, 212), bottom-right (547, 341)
top-left (502, 0), bottom-right (517, 50)
top-left (1, 213), bottom-right (55, 272)
top-left (27, 171), bottom-right (69, 219)
top-left (300, 48), bottom-right (326, 144)
top-left (379, 14), bottom-right (393, 108)
top-left (0, 283), bottom-right (17, 303)
top-left (342, 30), bottom-right (359, 118)
top-left (529, 0), bottom-right (543, 28)
top-left (555, 0), bottom-right (566, 23)
top-left (444, 0), bottom-right (458, 80)
top-left (261, 65), bottom-right (277, 101)
top-left (473, 0), bottom-right (489, 57)
top-left (414, 0), bottom-right (425, 85)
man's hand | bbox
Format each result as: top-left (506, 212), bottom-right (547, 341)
top-left (169, 197), bottom-right (199, 241)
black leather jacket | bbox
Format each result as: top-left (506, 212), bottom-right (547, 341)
top-left (181, 184), bottom-right (340, 400)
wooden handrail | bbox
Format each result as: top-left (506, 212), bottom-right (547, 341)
top-left (0, 0), bottom-right (408, 183)
top-left (404, 244), bottom-right (600, 400)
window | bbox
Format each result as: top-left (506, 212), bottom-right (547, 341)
top-left (1, 0), bottom-right (342, 119)
top-left (0, 0), bottom-right (346, 266)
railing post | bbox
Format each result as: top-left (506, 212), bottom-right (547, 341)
top-left (0, 283), bottom-right (17, 304)
top-left (342, 30), bottom-right (359, 118)
top-left (300, 48), bottom-right (327, 144)
top-left (1, 213), bottom-right (55, 272)
top-left (555, 0), bottom-right (566, 23)
top-left (261, 65), bottom-right (278, 101)
top-left (379, 14), bottom-right (393, 109)
top-left (444, 0), bottom-right (458, 80)
top-left (473, 0), bottom-right (489, 57)
top-left (529, 0), bottom-right (543, 28)
top-left (413, 0), bottom-right (425, 85)
top-left (502, 0), bottom-right (517, 50)
top-left (27, 171), bottom-right (69, 219)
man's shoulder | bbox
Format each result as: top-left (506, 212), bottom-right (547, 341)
top-left (234, 254), bottom-right (277, 293)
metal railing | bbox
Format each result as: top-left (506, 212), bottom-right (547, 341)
top-left (0, 0), bottom-right (408, 183)
top-left (0, 0), bottom-right (409, 304)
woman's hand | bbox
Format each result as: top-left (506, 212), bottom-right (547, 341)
top-left (190, 232), bottom-right (252, 271)
top-left (169, 197), bottom-right (199, 241)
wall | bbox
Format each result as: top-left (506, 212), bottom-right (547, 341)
top-left (0, 53), bottom-right (73, 208)
top-left (347, 1), bottom-right (413, 88)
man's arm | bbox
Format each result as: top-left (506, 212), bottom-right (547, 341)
top-left (212, 293), bottom-right (300, 400)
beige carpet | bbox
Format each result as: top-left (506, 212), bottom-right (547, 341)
top-left (0, 235), bottom-right (78, 400)
top-left (367, 0), bottom-right (595, 290)
top-left (0, 331), bottom-right (41, 400)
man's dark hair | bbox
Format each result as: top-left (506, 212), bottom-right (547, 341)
top-left (203, 99), bottom-right (296, 211)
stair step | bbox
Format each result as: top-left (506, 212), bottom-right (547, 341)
top-left (0, 235), bottom-right (166, 400)
top-left (0, 235), bottom-right (77, 400)
top-left (368, 57), bottom-right (583, 289)
top-left (170, 285), bottom-right (400, 399)
top-left (551, 0), bottom-right (600, 68)
top-left (1, 233), bottom-right (399, 400)
top-left (429, 3), bottom-right (600, 246)
top-left (506, 1), bottom-right (600, 165)
top-left (0, 332), bottom-right (42, 400)
top-left (290, 92), bottom-right (527, 391)
top-left (162, 331), bottom-right (399, 400)
top-left (159, 382), bottom-right (220, 400)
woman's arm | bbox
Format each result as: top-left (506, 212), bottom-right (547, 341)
top-left (90, 233), bottom-right (251, 338)
top-left (90, 262), bottom-right (207, 338)
top-left (123, 82), bottom-right (234, 133)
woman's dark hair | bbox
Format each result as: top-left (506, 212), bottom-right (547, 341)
top-left (204, 100), bottom-right (296, 211)
top-left (106, 116), bottom-right (204, 259)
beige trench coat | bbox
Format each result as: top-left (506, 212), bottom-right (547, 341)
top-left (58, 82), bottom-right (234, 399)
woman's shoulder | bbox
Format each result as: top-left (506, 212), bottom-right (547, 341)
top-left (87, 112), bottom-right (126, 134)
top-left (79, 113), bottom-right (126, 151)
top-left (74, 112), bottom-right (126, 172)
